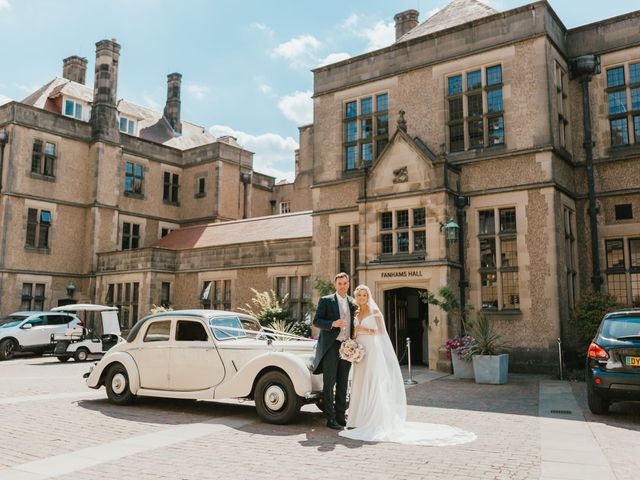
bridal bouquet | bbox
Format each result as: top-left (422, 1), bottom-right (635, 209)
top-left (339, 339), bottom-right (365, 363)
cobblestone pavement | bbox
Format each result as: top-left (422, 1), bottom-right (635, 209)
top-left (0, 355), bottom-right (638, 480)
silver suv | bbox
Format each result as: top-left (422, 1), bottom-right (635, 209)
top-left (0, 311), bottom-right (81, 360)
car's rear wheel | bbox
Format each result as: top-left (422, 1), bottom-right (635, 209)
top-left (587, 383), bottom-right (610, 414)
top-left (57, 356), bottom-right (70, 362)
top-left (0, 339), bottom-right (17, 361)
top-left (105, 363), bottom-right (136, 405)
top-left (74, 348), bottom-right (89, 362)
top-left (254, 370), bottom-right (302, 424)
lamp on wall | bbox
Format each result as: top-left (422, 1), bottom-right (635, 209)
top-left (440, 218), bottom-right (460, 244)
top-left (66, 282), bottom-right (76, 298)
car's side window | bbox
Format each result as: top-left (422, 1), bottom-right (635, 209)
top-left (143, 320), bottom-right (171, 342)
top-left (209, 317), bottom-right (246, 340)
top-left (47, 315), bottom-right (70, 325)
top-left (176, 321), bottom-right (209, 342)
top-left (26, 316), bottom-right (47, 327)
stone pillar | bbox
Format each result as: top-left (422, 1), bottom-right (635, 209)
top-left (90, 39), bottom-right (121, 143)
top-left (394, 9), bottom-right (419, 41)
top-left (62, 56), bottom-right (88, 84)
top-left (164, 73), bottom-right (182, 134)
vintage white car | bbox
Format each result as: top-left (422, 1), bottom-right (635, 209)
top-left (85, 310), bottom-right (322, 424)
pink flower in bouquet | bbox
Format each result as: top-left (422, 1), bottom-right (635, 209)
top-left (339, 339), bottom-right (365, 363)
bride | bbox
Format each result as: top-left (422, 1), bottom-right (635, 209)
top-left (338, 285), bottom-right (476, 446)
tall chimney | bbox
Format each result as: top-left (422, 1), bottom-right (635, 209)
top-left (62, 56), bottom-right (88, 84)
top-left (394, 9), bottom-right (420, 41)
top-left (164, 73), bottom-right (182, 134)
top-left (90, 39), bottom-right (121, 143)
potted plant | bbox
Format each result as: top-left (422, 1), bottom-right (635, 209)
top-left (420, 287), bottom-right (474, 377)
top-left (469, 313), bottom-right (509, 384)
top-left (446, 335), bottom-right (477, 379)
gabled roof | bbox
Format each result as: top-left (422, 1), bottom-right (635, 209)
top-left (397, 0), bottom-right (499, 43)
top-left (152, 211), bottom-right (312, 250)
top-left (21, 77), bottom-right (218, 151)
top-left (369, 127), bottom-right (437, 175)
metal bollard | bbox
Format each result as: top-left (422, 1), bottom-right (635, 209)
top-left (404, 337), bottom-right (418, 385)
top-left (557, 337), bottom-right (563, 381)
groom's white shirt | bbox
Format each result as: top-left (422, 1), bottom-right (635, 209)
top-left (336, 293), bottom-right (351, 341)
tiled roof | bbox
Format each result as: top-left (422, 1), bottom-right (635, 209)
top-left (152, 211), bottom-right (312, 250)
top-left (397, 0), bottom-right (499, 42)
top-left (21, 77), bottom-right (217, 151)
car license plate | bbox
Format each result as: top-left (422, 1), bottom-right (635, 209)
top-left (625, 356), bottom-right (640, 366)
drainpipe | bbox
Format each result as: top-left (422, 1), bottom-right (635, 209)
top-left (455, 183), bottom-right (469, 334)
top-left (0, 129), bottom-right (8, 192)
top-left (570, 55), bottom-right (602, 292)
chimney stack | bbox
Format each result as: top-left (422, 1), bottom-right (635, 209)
top-left (62, 56), bottom-right (88, 84)
top-left (164, 73), bottom-right (182, 134)
top-left (394, 9), bottom-right (420, 41)
top-left (90, 39), bottom-right (121, 143)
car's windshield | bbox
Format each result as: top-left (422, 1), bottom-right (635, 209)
top-left (209, 316), bottom-right (247, 340)
top-left (602, 316), bottom-right (640, 339)
top-left (0, 315), bottom-right (27, 328)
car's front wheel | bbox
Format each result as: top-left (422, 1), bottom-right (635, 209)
top-left (105, 363), bottom-right (136, 405)
top-left (254, 370), bottom-right (302, 424)
top-left (0, 339), bottom-right (17, 361)
top-left (587, 383), bottom-right (610, 414)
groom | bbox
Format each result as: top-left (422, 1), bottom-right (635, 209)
top-left (312, 272), bottom-right (356, 430)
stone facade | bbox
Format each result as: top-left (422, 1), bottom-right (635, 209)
top-left (305, 1), bottom-right (640, 371)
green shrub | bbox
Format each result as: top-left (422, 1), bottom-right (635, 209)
top-left (468, 312), bottom-right (506, 356)
top-left (572, 290), bottom-right (623, 351)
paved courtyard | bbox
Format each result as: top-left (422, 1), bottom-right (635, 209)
top-left (0, 356), bottom-right (639, 480)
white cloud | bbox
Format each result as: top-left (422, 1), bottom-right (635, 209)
top-left (272, 35), bottom-right (321, 67)
top-left (209, 124), bottom-right (298, 182)
top-left (0, 94), bottom-right (12, 106)
top-left (258, 84), bottom-right (273, 95)
top-left (342, 14), bottom-right (359, 29)
top-left (277, 90), bottom-right (312, 125)
top-left (317, 52), bottom-right (351, 67)
top-left (0, 0), bottom-right (10, 11)
top-left (142, 94), bottom-right (161, 110)
top-left (15, 84), bottom-right (40, 94)
top-left (184, 83), bottom-right (210, 100)
top-left (359, 21), bottom-right (395, 52)
top-left (250, 22), bottom-right (273, 36)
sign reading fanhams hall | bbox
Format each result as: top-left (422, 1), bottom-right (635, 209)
top-left (1, 0), bottom-right (639, 372)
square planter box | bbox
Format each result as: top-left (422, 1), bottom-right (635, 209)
top-left (472, 354), bottom-right (509, 384)
top-left (451, 354), bottom-right (475, 379)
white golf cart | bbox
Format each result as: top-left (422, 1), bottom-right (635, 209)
top-left (47, 304), bottom-right (123, 362)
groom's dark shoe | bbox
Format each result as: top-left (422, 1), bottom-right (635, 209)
top-left (336, 417), bottom-right (346, 427)
top-left (326, 419), bottom-right (342, 430)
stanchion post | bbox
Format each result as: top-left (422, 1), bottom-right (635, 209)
top-left (404, 337), bottom-right (417, 385)
top-left (557, 337), bottom-right (563, 381)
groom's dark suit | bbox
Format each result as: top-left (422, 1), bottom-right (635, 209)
top-left (312, 293), bottom-right (356, 424)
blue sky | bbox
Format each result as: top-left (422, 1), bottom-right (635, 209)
top-left (0, 0), bottom-right (636, 180)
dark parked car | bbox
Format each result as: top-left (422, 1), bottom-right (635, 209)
top-left (586, 310), bottom-right (640, 414)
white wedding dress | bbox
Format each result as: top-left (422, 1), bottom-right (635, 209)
top-left (339, 293), bottom-right (476, 447)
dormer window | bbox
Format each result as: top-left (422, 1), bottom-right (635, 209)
top-left (119, 116), bottom-right (136, 135)
top-left (64, 99), bottom-right (83, 120)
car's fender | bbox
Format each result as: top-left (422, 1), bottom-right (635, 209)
top-left (86, 351), bottom-right (140, 393)
top-left (215, 351), bottom-right (313, 399)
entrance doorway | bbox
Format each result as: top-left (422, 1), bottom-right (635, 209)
top-left (384, 288), bottom-right (428, 366)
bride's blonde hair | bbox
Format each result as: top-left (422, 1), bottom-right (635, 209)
top-left (353, 285), bottom-right (370, 317)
